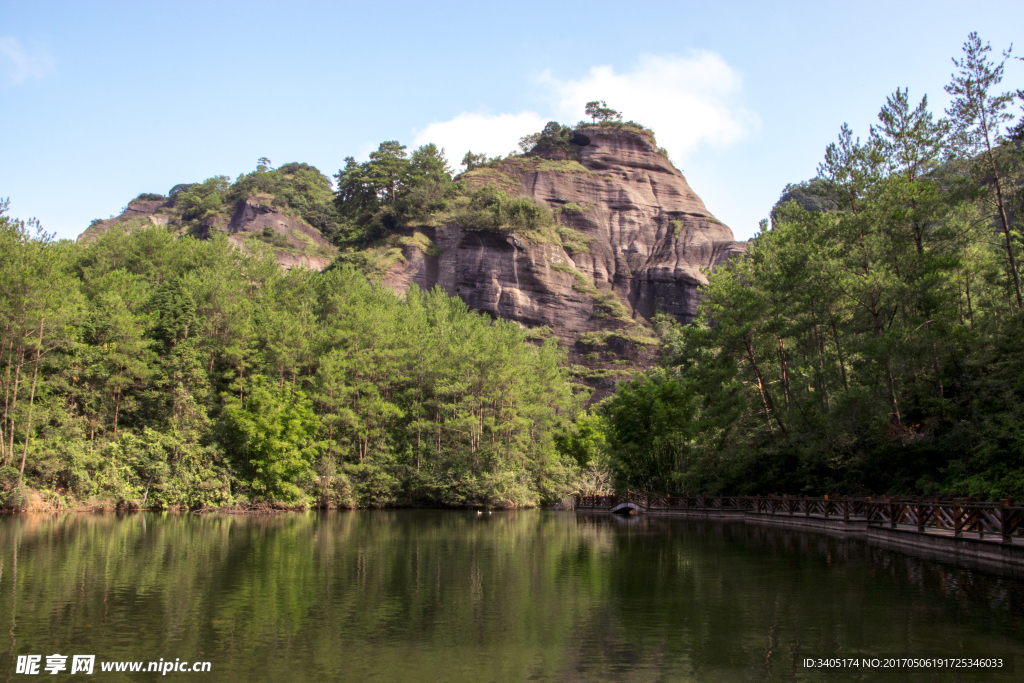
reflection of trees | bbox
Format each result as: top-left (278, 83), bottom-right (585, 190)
top-left (573, 514), bottom-right (1024, 681)
top-left (1, 513), bottom-right (1023, 682)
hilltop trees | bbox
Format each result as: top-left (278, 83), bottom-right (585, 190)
top-left (334, 142), bottom-right (457, 245)
top-left (585, 101), bottom-right (621, 124)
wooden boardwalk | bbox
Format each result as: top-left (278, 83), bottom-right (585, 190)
top-left (575, 492), bottom-right (1024, 573)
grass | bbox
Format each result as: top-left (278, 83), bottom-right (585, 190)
top-left (397, 231), bottom-right (441, 257)
top-left (672, 219), bottom-right (684, 238)
top-left (339, 245), bottom-right (405, 276)
top-left (550, 262), bottom-right (592, 287)
top-left (568, 365), bottom-right (637, 380)
top-left (578, 328), bottom-right (660, 348)
top-left (578, 331), bottom-right (613, 347)
top-left (291, 229), bottom-right (315, 246)
top-left (591, 291), bottom-right (631, 322)
top-left (505, 156), bottom-right (594, 176)
top-left (460, 167), bottom-right (520, 193)
top-left (367, 245), bottom-right (406, 274)
top-left (337, 231), bottom-right (441, 277)
top-left (569, 365), bottom-right (617, 380)
top-left (523, 325), bottom-right (554, 340)
top-left (291, 229), bottom-right (337, 260)
top-left (557, 225), bottom-right (594, 254)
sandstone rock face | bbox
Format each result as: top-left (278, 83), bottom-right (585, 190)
top-left (78, 196), bottom-right (336, 271)
top-left (385, 225), bottom-right (594, 338)
top-left (385, 127), bottom-right (744, 342)
top-left (221, 197), bottom-right (335, 271)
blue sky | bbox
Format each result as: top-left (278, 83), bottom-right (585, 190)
top-left (2, 1), bottom-right (1022, 241)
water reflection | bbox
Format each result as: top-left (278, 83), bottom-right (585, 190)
top-left (1, 511), bottom-right (1022, 682)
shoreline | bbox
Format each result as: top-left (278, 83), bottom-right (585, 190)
top-left (575, 502), bottom-right (1024, 578)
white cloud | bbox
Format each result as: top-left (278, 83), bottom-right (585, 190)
top-left (0, 36), bottom-right (55, 85)
top-left (413, 52), bottom-right (757, 172)
top-left (413, 111), bottom-right (549, 170)
top-left (539, 52), bottom-right (759, 160)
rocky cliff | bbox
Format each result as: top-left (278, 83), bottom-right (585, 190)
top-left (79, 190), bottom-right (337, 271)
top-left (383, 126), bottom-right (744, 364)
top-left (78, 126), bottom-right (742, 395)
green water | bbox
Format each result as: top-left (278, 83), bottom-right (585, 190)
top-left (1, 511), bottom-right (1023, 682)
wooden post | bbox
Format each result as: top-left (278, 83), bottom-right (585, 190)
top-left (1001, 500), bottom-right (1013, 545)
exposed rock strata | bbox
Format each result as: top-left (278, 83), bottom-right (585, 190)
top-left (78, 195), bottom-right (336, 271)
top-left (384, 127), bottom-right (745, 341)
top-left (220, 197), bottom-right (335, 271)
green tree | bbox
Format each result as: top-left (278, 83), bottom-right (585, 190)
top-left (175, 176), bottom-right (230, 222)
top-left (585, 100), bottom-right (622, 124)
top-left (944, 32), bottom-right (1021, 307)
top-left (221, 376), bottom-right (323, 503)
top-left (461, 150), bottom-right (490, 171)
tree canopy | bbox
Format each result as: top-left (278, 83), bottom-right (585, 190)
top-left (0, 214), bottom-right (584, 510)
top-left (597, 36), bottom-right (1024, 499)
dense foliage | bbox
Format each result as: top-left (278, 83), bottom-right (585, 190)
top-left (0, 212), bottom-right (582, 510)
top-left (598, 34), bottom-right (1024, 500)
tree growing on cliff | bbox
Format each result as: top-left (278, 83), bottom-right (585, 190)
top-left (461, 151), bottom-right (490, 171)
top-left (585, 101), bottom-right (622, 124)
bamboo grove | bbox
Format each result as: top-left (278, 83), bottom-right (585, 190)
top-left (600, 34), bottom-right (1024, 500)
top-left (0, 216), bottom-right (581, 509)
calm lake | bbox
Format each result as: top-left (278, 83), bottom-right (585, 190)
top-left (2, 511), bottom-right (1023, 682)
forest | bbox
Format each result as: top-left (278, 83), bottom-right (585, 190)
top-left (0, 219), bottom-right (585, 510)
top-left (599, 34), bottom-right (1024, 500)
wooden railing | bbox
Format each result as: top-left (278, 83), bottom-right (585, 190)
top-left (573, 493), bottom-right (1024, 543)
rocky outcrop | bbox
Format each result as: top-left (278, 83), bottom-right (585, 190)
top-left (220, 197), bottom-right (336, 271)
top-left (384, 126), bottom-right (744, 342)
top-left (78, 195), bottom-right (336, 271)
top-left (384, 225), bottom-right (595, 337)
